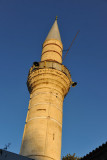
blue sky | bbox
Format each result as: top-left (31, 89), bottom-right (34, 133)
top-left (0, 0), bottom-right (107, 158)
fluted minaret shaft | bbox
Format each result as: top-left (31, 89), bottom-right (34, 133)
top-left (20, 19), bottom-right (72, 160)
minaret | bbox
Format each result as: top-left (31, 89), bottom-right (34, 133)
top-left (20, 18), bottom-right (73, 160)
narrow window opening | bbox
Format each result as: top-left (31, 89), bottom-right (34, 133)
top-left (53, 133), bottom-right (55, 140)
top-left (37, 109), bottom-right (46, 111)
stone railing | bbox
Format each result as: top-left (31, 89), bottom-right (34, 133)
top-left (28, 61), bottom-right (71, 82)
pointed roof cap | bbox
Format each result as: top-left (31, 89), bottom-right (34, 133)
top-left (45, 17), bottom-right (62, 42)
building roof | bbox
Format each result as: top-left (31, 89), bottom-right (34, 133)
top-left (81, 142), bottom-right (107, 160)
top-left (0, 149), bottom-right (33, 160)
top-left (45, 17), bottom-right (62, 42)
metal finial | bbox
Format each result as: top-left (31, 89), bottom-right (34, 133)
top-left (55, 16), bottom-right (58, 20)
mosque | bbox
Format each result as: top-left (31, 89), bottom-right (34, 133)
top-left (0, 18), bottom-right (107, 160)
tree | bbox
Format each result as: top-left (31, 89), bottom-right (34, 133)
top-left (62, 153), bottom-right (81, 160)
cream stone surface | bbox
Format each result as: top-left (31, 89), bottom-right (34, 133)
top-left (20, 19), bottom-right (71, 160)
top-left (20, 68), bottom-right (71, 160)
top-left (41, 39), bottom-right (63, 63)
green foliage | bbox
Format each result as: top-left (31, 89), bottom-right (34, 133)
top-left (62, 153), bottom-right (81, 160)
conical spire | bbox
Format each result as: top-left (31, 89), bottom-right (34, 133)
top-left (45, 17), bottom-right (61, 42)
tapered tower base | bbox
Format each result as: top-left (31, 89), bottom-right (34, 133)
top-left (20, 62), bottom-right (71, 160)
